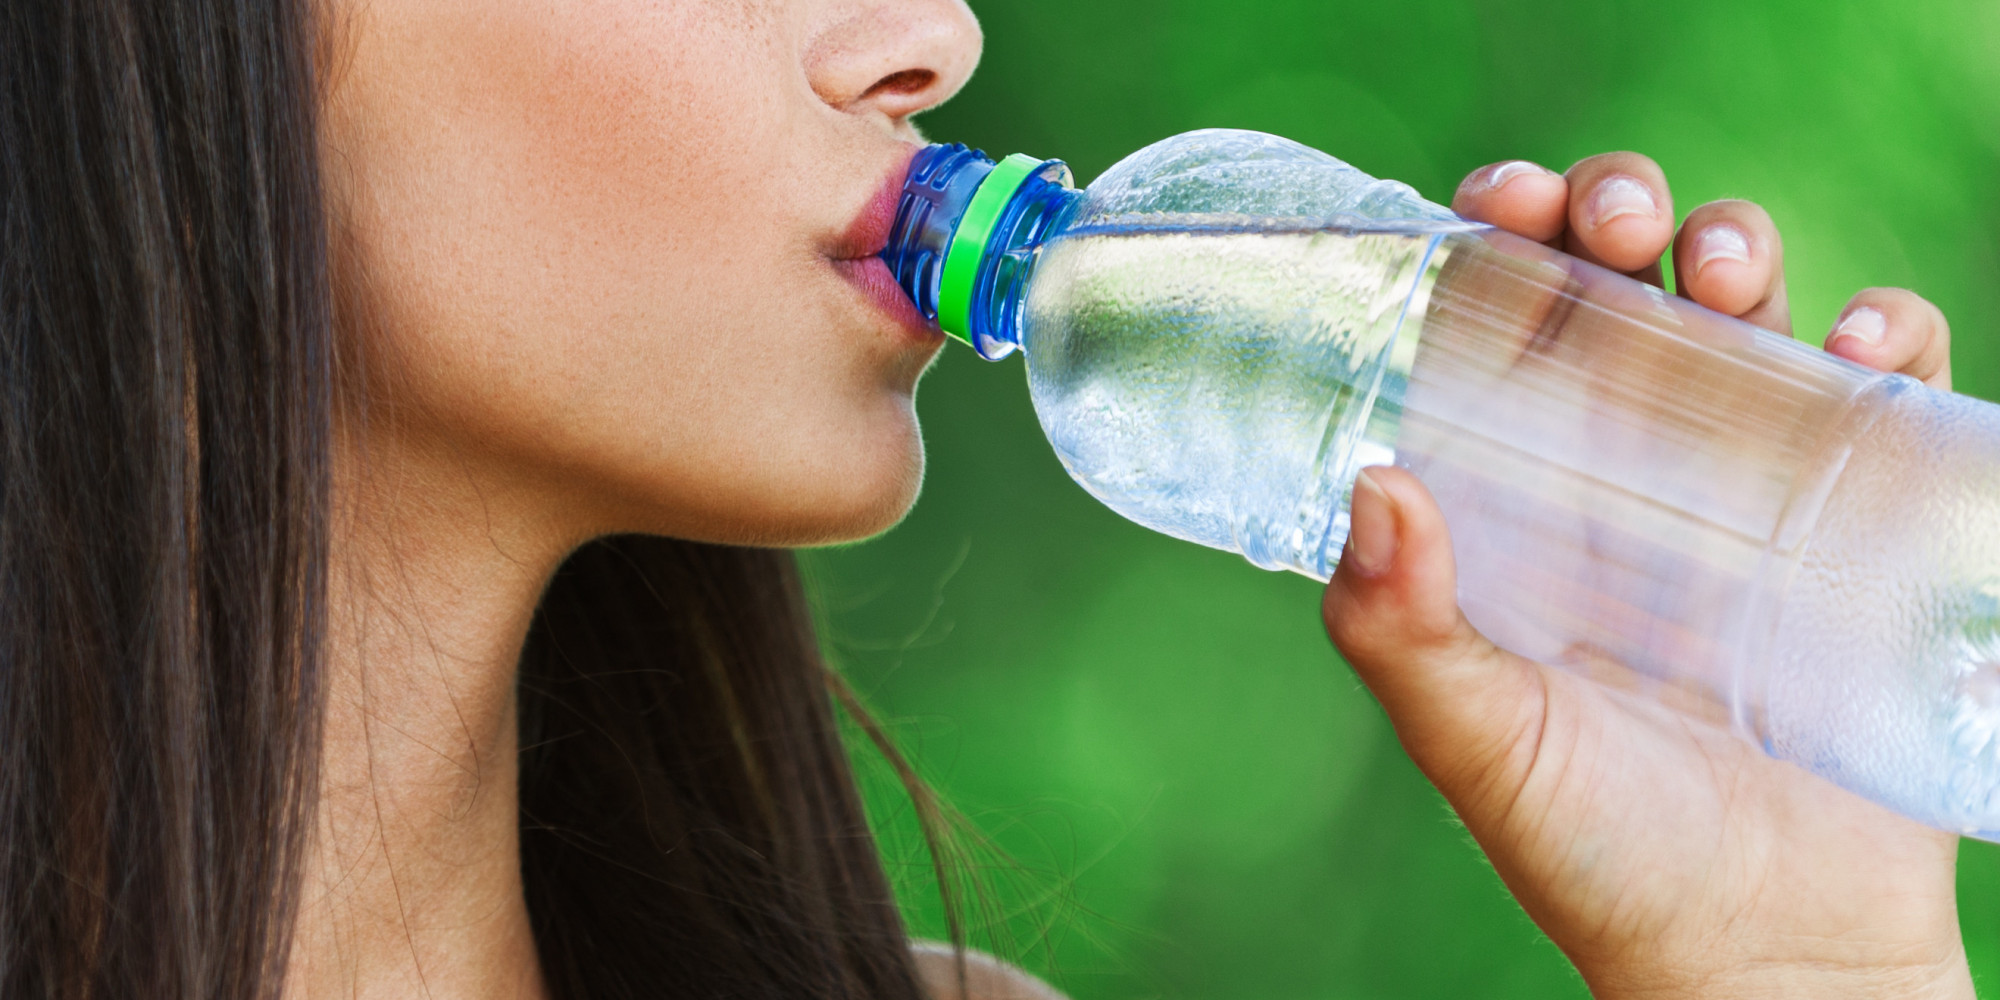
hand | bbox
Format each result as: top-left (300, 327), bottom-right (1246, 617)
top-left (1321, 154), bottom-right (1970, 1000)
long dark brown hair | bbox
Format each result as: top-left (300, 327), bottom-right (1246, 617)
top-left (0, 0), bottom-right (946, 996)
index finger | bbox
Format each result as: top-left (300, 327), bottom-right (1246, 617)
top-left (1451, 160), bottom-right (1569, 244)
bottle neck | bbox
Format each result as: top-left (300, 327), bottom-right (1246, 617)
top-left (962, 171), bottom-right (1079, 360)
top-left (882, 144), bottom-right (1078, 361)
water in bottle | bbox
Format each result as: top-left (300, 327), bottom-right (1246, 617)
top-left (880, 128), bottom-right (2000, 839)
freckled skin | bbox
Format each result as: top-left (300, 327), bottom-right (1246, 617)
top-left (293, 6), bottom-right (985, 998)
top-left (322, 0), bottom-right (978, 550)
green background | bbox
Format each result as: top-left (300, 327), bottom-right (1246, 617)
top-left (803, 1), bottom-right (2000, 996)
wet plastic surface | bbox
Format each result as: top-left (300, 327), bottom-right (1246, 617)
top-left (993, 129), bottom-right (2000, 834)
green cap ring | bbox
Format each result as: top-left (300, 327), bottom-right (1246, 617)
top-left (937, 153), bottom-right (1045, 343)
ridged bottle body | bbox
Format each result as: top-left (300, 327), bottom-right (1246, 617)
top-left (1015, 129), bottom-right (2000, 835)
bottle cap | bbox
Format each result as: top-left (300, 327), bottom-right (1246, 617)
top-left (936, 153), bottom-right (1044, 341)
top-left (882, 145), bottom-right (1072, 355)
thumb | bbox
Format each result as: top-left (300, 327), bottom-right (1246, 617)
top-left (1322, 466), bottom-right (1549, 809)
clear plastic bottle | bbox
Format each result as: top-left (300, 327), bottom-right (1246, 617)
top-left (881, 128), bottom-right (2000, 838)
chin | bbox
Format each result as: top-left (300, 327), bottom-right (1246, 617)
top-left (785, 398), bottom-right (931, 544)
top-left (669, 422), bottom-right (926, 549)
top-left (781, 437), bottom-right (927, 546)
top-left (597, 399), bottom-right (929, 549)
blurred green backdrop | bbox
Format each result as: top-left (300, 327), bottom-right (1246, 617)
top-left (803, 1), bottom-right (2000, 997)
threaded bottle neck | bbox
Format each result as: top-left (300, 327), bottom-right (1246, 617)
top-left (881, 143), bottom-right (1078, 360)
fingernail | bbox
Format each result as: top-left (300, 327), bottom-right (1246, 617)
top-left (1834, 306), bottom-right (1887, 347)
top-left (1586, 175), bottom-right (1658, 229)
top-left (1346, 469), bottom-right (1400, 578)
top-left (1479, 160), bottom-right (1553, 192)
top-left (1692, 225), bottom-right (1752, 276)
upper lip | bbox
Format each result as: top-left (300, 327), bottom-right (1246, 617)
top-left (828, 148), bottom-right (918, 261)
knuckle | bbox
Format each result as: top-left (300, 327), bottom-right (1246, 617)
top-left (1429, 610), bottom-right (1487, 652)
top-left (1407, 605), bottom-right (1477, 657)
top-left (1324, 585), bottom-right (1459, 663)
top-left (1321, 590), bottom-right (1382, 655)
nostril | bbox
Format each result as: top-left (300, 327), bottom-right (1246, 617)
top-left (864, 69), bottom-right (935, 100)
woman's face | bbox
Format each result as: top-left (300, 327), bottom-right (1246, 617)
top-left (321, 0), bottom-right (980, 547)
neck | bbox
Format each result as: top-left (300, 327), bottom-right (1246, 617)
top-left (284, 436), bottom-right (579, 1000)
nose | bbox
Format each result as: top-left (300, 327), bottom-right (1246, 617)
top-left (804, 0), bottom-right (983, 124)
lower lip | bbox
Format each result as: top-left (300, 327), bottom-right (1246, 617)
top-left (831, 256), bottom-right (945, 346)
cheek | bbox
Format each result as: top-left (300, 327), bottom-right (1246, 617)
top-left (325, 0), bottom-right (928, 543)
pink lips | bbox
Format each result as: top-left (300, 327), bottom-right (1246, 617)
top-left (829, 150), bottom-right (941, 343)
top-left (831, 254), bottom-right (932, 335)
top-left (830, 162), bottom-right (906, 261)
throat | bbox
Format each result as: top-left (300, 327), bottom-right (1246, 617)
top-left (284, 441), bottom-right (575, 1000)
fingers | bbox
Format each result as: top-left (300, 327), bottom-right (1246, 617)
top-left (1826, 288), bottom-right (1953, 391)
top-left (1452, 161), bottom-right (1570, 244)
top-left (1670, 200), bottom-right (1792, 335)
top-left (1454, 151), bottom-right (1802, 348)
top-left (1322, 467), bottom-right (1546, 800)
top-left (1562, 152), bottom-right (1675, 280)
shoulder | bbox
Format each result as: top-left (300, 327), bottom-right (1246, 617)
top-left (908, 941), bottom-right (1069, 1000)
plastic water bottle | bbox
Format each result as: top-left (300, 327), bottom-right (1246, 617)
top-left (880, 128), bottom-right (2000, 839)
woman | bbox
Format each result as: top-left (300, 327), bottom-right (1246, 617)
top-left (0, 0), bottom-right (1970, 997)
